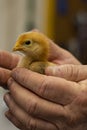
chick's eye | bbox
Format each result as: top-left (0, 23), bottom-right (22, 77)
top-left (24, 40), bottom-right (31, 45)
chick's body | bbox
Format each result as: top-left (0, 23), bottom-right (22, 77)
top-left (13, 31), bottom-right (54, 74)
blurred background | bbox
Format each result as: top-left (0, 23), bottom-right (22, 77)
top-left (0, 0), bottom-right (87, 129)
top-left (0, 0), bottom-right (87, 64)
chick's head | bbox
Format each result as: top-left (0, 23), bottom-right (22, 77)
top-left (13, 31), bottom-right (49, 61)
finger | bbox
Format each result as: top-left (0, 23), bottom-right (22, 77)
top-left (5, 110), bottom-right (26, 130)
top-left (4, 93), bottom-right (57, 130)
top-left (48, 40), bottom-right (81, 65)
top-left (0, 67), bottom-right (11, 88)
top-left (46, 65), bottom-right (87, 82)
top-left (5, 111), bottom-right (57, 130)
top-left (11, 68), bottom-right (79, 105)
top-left (7, 80), bottom-right (66, 121)
top-left (0, 51), bottom-right (20, 69)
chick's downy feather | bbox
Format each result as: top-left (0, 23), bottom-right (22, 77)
top-left (12, 31), bottom-right (55, 74)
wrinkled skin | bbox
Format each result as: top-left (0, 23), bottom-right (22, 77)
top-left (4, 65), bottom-right (87, 130)
top-left (0, 39), bottom-right (80, 87)
top-left (1, 34), bottom-right (87, 130)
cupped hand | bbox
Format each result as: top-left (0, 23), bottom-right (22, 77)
top-left (47, 39), bottom-right (81, 65)
top-left (0, 35), bottom-right (80, 88)
top-left (33, 29), bottom-right (81, 65)
top-left (4, 66), bottom-right (87, 130)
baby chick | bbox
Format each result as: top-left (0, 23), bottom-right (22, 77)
top-left (12, 31), bottom-right (55, 74)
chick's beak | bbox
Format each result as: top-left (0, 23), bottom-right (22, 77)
top-left (12, 43), bottom-right (23, 52)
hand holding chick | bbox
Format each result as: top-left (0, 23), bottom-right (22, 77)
top-left (13, 31), bottom-right (55, 74)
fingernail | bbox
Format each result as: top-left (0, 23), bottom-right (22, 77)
top-left (45, 66), bottom-right (55, 75)
top-left (4, 93), bottom-right (10, 103)
top-left (7, 78), bottom-right (14, 86)
top-left (11, 68), bottom-right (19, 78)
top-left (5, 111), bottom-right (8, 116)
top-left (46, 66), bottom-right (60, 76)
top-left (5, 111), bottom-right (12, 121)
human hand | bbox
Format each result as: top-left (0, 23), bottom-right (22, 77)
top-left (47, 40), bottom-right (81, 65)
top-left (31, 29), bottom-right (81, 65)
top-left (0, 31), bottom-right (80, 88)
top-left (46, 64), bottom-right (87, 81)
top-left (0, 51), bottom-right (20, 88)
top-left (4, 66), bottom-right (87, 130)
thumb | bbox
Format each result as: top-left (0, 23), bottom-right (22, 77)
top-left (45, 65), bottom-right (87, 82)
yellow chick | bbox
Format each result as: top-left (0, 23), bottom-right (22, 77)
top-left (12, 31), bottom-right (55, 74)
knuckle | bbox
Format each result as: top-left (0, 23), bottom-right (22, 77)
top-left (14, 121), bottom-right (23, 129)
top-left (8, 78), bottom-right (14, 87)
top-left (9, 103), bottom-right (16, 114)
top-left (69, 65), bottom-right (79, 81)
top-left (38, 77), bottom-right (49, 97)
top-left (10, 83), bottom-right (18, 96)
top-left (64, 64), bottom-right (76, 80)
top-left (74, 67), bottom-right (80, 81)
top-left (26, 118), bottom-right (37, 130)
top-left (26, 100), bottom-right (38, 116)
top-left (70, 65), bottom-right (75, 79)
top-left (20, 74), bottom-right (27, 84)
top-left (64, 104), bottom-right (85, 126)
